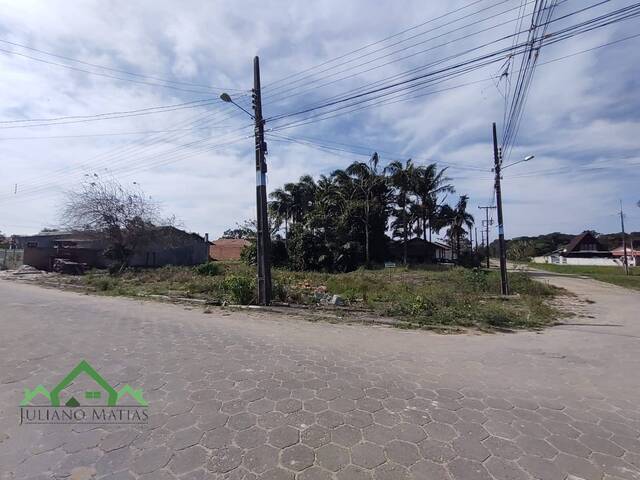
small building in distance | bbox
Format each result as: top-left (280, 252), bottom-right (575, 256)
top-left (209, 238), bottom-right (251, 261)
top-left (388, 238), bottom-right (454, 264)
top-left (532, 231), bottom-right (618, 266)
top-left (17, 227), bottom-right (209, 271)
top-left (611, 243), bottom-right (640, 267)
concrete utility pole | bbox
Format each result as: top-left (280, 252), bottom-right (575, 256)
top-left (475, 227), bottom-right (478, 253)
top-left (620, 200), bottom-right (629, 275)
top-left (492, 122), bottom-right (509, 295)
top-left (252, 56), bottom-right (272, 305)
top-left (478, 206), bottom-right (495, 269)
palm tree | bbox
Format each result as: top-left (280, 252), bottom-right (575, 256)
top-left (386, 159), bottom-right (416, 265)
top-left (411, 164), bottom-right (454, 244)
top-left (283, 175), bottom-right (317, 224)
top-left (444, 195), bottom-right (475, 259)
top-left (342, 152), bottom-right (387, 265)
top-left (269, 188), bottom-right (294, 242)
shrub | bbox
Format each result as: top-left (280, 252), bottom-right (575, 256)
top-left (195, 261), bottom-right (221, 276)
top-left (240, 242), bottom-right (257, 266)
top-left (222, 274), bottom-right (255, 305)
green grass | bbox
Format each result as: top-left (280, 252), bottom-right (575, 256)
top-left (530, 263), bottom-right (640, 291)
top-left (59, 262), bottom-right (564, 331)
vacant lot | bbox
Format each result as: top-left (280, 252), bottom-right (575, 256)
top-left (531, 263), bottom-right (640, 291)
top-left (50, 262), bottom-right (564, 331)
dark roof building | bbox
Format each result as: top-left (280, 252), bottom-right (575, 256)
top-left (559, 231), bottom-right (612, 258)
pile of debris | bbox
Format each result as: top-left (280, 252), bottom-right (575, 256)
top-left (52, 259), bottom-right (87, 275)
top-left (11, 265), bottom-right (44, 275)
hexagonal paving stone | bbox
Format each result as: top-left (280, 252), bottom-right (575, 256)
top-left (351, 442), bottom-right (386, 469)
top-left (298, 466), bottom-right (333, 480)
top-left (244, 444), bottom-right (279, 474)
top-left (202, 427), bottom-right (234, 449)
top-left (393, 423), bottom-right (427, 443)
top-left (483, 436), bottom-right (524, 461)
top-left (235, 426), bottom-right (268, 449)
top-left (373, 462), bottom-right (411, 480)
top-left (517, 455), bottom-right (564, 480)
top-left (301, 424), bottom-right (331, 448)
top-left (336, 465), bottom-right (373, 480)
top-left (424, 422), bottom-right (457, 443)
top-left (419, 439), bottom-right (457, 463)
top-left (198, 411), bottom-right (229, 430)
top-left (228, 412), bottom-right (257, 431)
top-left (410, 460), bottom-right (451, 479)
top-left (316, 443), bottom-right (350, 472)
top-left (249, 398), bottom-right (276, 415)
top-left (276, 398), bottom-right (302, 414)
top-left (168, 426), bottom-right (204, 451)
top-left (447, 457), bottom-right (493, 480)
top-left (346, 410), bottom-right (374, 428)
top-left (168, 445), bottom-right (207, 475)
top-left (385, 439), bottom-right (421, 466)
top-left (287, 410), bottom-right (315, 430)
top-left (132, 447), bottom-right (173, 475)
top-left (260, 467), bottom-right (295, 479)
top-left (269, 425), bottom-right (300, 449)
top-left (332, 424), bottom-right (362, 447)
top-left (484, 457), bottom-right (529, 480)
top-left (280, 444), bottom-right (315, 471)
top-left (207, 446), bottom-right (243, 474)
top-left (329, 398), bottom-right (357, 413)
top-left (515, 435), bottom-right (558, 459)
top-left (373, 409), bottom-right (401, 427)
top-left (317, 410), bottom-right (344, 428)
top-left (304, 398), bottom-right (328, 413)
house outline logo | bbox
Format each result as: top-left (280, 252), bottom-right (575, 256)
top-left (20, 360), bottom-right (148, 407)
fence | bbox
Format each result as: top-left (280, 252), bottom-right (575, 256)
top-left (0, 249), bottom-right (24, 270)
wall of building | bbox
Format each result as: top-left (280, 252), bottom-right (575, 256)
top-left (129, 244), bottom-right (209, 267)
top-left (23, 247), bottom-right (104, 271)
top-left (533, 255), bottom-right (621, 266)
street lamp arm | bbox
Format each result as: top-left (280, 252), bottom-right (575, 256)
top-left (220, 93), bottom-right (255, 119)
top-left (501, 155), bottom-right (535, 170)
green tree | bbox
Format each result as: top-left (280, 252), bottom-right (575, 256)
top-left (386, 159), bottom-right (416, 265)
top-left (443, 195), bottom-right (475, 259)
top-left (411, 164), bottom-right (454, 244)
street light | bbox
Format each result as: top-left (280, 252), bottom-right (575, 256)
top-left (220, 92), bottom-right (254, 119)
top-left (501, 154), bottom-right (535, 170)
top-left (492, 142), bottom-right (536, 296)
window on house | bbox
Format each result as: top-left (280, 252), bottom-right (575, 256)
top-left (85, 391), bottom-right (101, 400)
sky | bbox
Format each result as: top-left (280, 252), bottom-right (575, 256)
top-left (0, 0), bottom-right (639, 241)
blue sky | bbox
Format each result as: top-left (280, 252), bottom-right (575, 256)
top-left (0, 0), bottom-right (639, 240)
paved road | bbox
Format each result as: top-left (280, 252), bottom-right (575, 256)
top-left (1, 274), bottom-right (639, 480)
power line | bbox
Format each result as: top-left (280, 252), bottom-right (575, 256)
top-left (262, 0), bottom-right (521, 101)
top-left (263, 0), bottom-right (540, 108)
top-left (3, 105), bottom-right (245, 192)
top-left (0, 45), bottom-right (245, 96)
top-left (0, 99), bottom-right (219, 129)
top-left (267, 1), bottom-right (620, 125)
top-left (0, 98), bottom-right (215, 124)
top-left (268, 133), bottom-right (489, 172)
top-left (262, 0), bottom-right (490, 91)
top-left (0, 37), bottom-right (247, 92)
top-left (0, 132), bottom-right (252, 203)
top-left (265, 3), bottom-right (639, 132)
